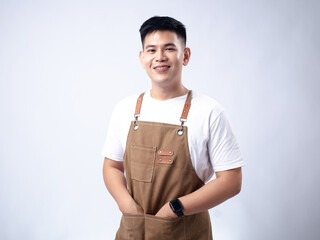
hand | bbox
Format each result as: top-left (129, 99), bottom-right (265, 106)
top-left (119, 198), bottom-right (144, 215)
top-left (155, 202), bottom-right (177, 219)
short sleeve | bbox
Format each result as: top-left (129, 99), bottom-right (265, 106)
top-left (101, 105), bottom-right (125, 162)
top-left (208, 111), bottom-right (245, 172)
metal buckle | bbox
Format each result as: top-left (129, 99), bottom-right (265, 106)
top-left (180, 118), bottom-right (186, 126)
top-left (177, 118), bottom-right (186, 136)
top-left (133, 114), bottom-right (140, 130)
top-left (177, 129), bottom-right (183, 136)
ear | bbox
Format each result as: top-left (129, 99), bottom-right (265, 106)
top-left (183, 47), bottom-right (191, 66)
top-left (139, 50), bottom-right (145, 68)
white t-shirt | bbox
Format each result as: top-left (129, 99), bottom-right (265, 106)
top-left (101, 90), bottom-right (244, 183)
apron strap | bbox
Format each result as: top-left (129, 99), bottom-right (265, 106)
top-left (134, 90), bottom-right (192, 122)
top-left (180, 90), bottom-right (192, 123)
top-left (134, 92), bottom-right (145, 119)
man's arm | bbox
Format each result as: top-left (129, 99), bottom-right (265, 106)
top-left (155, 167), bottom-right (242, 218)
top-left (103, 157), bottom-right (143, 215)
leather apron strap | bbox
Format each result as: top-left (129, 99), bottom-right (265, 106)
top-left (180, 90), bottom-right (192, 121)
top-left (134, 91), bottom-right (193, 123)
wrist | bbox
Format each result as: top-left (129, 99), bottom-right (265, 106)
top-left (118, 196), bottom-right (135, 212)
top-left (169, 198), bottom-right (184, 217)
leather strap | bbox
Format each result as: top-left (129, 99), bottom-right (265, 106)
top-left (157, 157), bottom-right (174, 164)
top-left (134, 92), bottom-right (145, 117)
top-left (158, 149), bottom-right (174, 156)
top-left (180, 90), bottom-right (192, 121)
top-left (134, 90), bottom-right (192, 121)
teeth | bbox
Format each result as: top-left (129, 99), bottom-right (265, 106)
top-left (155, 67), bottom-right (169, 69)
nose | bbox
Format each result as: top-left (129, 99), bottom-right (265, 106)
top-left (155, 50), bottom-right (167, 62)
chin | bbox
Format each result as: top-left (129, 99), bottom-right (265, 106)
top-left (152, 78), bottom-right (171, 86)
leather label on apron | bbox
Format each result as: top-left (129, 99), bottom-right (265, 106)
top-left (157, 157), bottom-right (174, 164)
top-left (158, 149), bottom-right (174, 156)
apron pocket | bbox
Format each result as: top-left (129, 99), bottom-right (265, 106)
top-left (145, 214), bottom-right (186, 240)
top-left (116, 214), bottom-right (145, 240)
top-left (184, 211), bottom-right (212, 239)
top-left (131, 144), bottom-right (156, 182)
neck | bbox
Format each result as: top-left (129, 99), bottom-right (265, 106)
top-left (150, 83), bottom-right (188, 101)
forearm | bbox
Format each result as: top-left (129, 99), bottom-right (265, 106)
top-left (103, 158), bottom-right (142, 213)
top-left (179, 167), bottom-right (242, 216)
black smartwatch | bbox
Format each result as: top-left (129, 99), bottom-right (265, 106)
top-left (169, 198), bottom-right (184, 217)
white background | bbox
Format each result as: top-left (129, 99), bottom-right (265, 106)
top-left (1, 0), bottom-right (319, 239)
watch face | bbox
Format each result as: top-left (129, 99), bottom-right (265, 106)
top-left (171, 200), bottom-right (183, 211)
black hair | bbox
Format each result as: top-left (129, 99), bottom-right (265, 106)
top-left (139, 16), bottom-right (186, 48)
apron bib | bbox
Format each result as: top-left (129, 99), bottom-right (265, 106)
top-left (116, 91), bottom-right (213, 240)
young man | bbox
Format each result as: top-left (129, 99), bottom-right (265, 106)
top-left (102, 16), bottom-right (244, 240)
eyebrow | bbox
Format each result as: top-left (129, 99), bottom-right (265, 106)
top-left (145, 43), bottom-right (177, 49)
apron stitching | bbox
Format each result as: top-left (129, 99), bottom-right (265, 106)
top-left (133, 120), bottom-right (182, 128)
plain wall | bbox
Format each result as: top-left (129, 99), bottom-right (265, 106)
top-left (1, 0), bottom-right (319, 239)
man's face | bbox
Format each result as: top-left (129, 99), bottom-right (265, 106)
top-left (139, 30), bottom-right (190, 87)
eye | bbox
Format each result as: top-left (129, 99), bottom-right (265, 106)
top-left (147, 49), bottom-right (156, 53)
top-left (166, 48), bottom-right (175, 51)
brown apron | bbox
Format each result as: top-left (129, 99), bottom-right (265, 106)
top-left (116, 91), bottom-right (213, 240)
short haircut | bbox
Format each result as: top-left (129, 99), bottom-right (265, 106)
top-left (139, 16), bottom-right (186, 48)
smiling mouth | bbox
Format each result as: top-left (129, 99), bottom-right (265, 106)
top-left (154, 66), bottom-right (170, 72)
